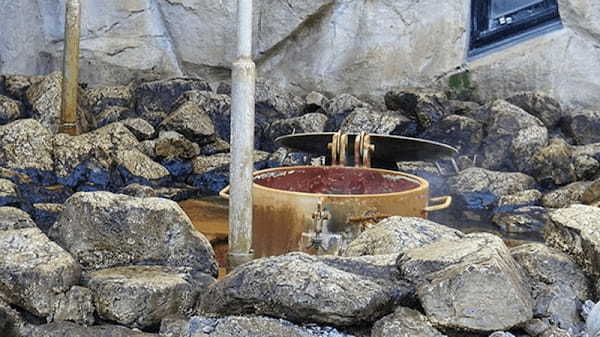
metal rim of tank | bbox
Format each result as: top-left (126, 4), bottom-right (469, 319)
top-left (249, 165), bottom-right (429, 198)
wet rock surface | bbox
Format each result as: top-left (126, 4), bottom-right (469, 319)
top-left (343, 216), bottom-right (463, 256)
top-left (398, 233), bottom-right (534, 332)
top-left (371, 307), bottom-right (446, 337)
top-left (0, 207), bottom-right (36, 231)
top-left (0, 228), bottom-right (80, 318)
top-left (199, 252), bottom-right (406, 326)
top-left (84, 266), bottom-right (215, 329)
top-left (479, 100), bottom-right (548, 174)
top-left (511, 243), bottom-right (590, 333)
top-left (49, 191), bottom-right (217, 275)
top-left (544, 205), bottom-right (600, 279)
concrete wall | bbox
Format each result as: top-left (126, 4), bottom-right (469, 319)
top-left (0, 0), bottom-right (598, 109)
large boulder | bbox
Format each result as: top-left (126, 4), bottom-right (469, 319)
top-left (505, 92), bottom-right (564, 129)
top-left (199, 252), bottom-right (402, 326)
top-left (159, 102), bottom-right (216, 144)
top-left (511, 243), bottom-right (591, 333)
top-left (49, 192), bottom-right (218, 276)
top-left (343, 216), bottom-right (463, 257)
top-left (544, 205), bottom-right (600, 281)
top-left (264, 112), bottom-right (328, 151)
top-left (371, 307), bottom-right (446, 337)
top-left (0, 95), bottom-right (24, 125)
top-left (0, 119), bottom-right (54, 182)
top-left (84, 266), bottom-right (215, 329)
top-left (188, 151), bottom-right (271, 195)
top-left (398, 233), bottom-right (534, 332)
top-left (0, 228), bottom-right (80, 318)
top-left (25, 72), bottom-right (94, 133)
top-left (384, 88), bottom-right (448, 131)
top-left (52, 122), bottom-right (139, 188)
top-left (479, 100), bottom-right (548, 173)
top-left (529, 138), bottom-right (576, 187)
top-left (421, 114), bottom-right (484, 155)
top-left (568, 110), bottom-right (600, 145)
top-left (447, 167), bottom-right (537, 221)
top-left (134, 77), bottom-right (212, 126)
top-left (541, 181), bottom-right (593, 209)
top-left (113, 149), bottom-right (170, 186)
top-left (0, 207), bottom-right (36, 231)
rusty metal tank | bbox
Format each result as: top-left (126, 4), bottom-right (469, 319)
top-left (220, 131), bottom-right (457, 258)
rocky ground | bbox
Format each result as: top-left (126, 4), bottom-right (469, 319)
top-left (0, 73), bottom-right (599, 336)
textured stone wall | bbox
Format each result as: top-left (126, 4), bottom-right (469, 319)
top-left (0, 0), bottom-right (598, 109)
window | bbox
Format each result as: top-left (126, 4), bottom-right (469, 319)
top-left (468, 0), bottom-right (562, 58)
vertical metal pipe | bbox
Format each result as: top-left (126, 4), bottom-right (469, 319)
top-left (228, 0), bottom-right (256, 270)
top-left (60, 0), bottom-right (81, 136)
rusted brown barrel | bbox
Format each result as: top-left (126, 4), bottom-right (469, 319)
top-left (221, 166), bottom-right (451, 258)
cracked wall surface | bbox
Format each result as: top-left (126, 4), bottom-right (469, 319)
top-left (0, 0), bottom-right (599, 109)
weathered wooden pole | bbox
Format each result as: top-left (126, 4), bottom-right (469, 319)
top-left (228, 0), bottom-right (256, 270)
top-left (60, 0), bottom-right (81, 136)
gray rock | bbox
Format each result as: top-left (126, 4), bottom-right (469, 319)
top-left (421, 114), bottom-right (484, 155)
top-left (137, 140), bottom-right (157, 159)
top-left (155, 131), bottom-right (201, 160)
top-left (49, 192), bottom-right (218, 275)
top-left (159, 103), bottom-right (215, 144)
top-left (587, 302), bottom-right (600, 337)
top-left (505, 92), bottom-right (564, 129)
top-left (0, 179), bottom-right (19, 207)
top-left (200, 137), bottom-right (230, 156)
top-left (185, 316), bottom-right (321, 337)
top-left (305, 91), bottom-right (329, 113)
top-left (511, 243), bottom-right (590, 333)
top-left (497, 190), bottom-right (543, 210)
top-left (0, 228), bottom-right (80, 318)
top-left (582, 179), bottom-right (600, 205)
top-left (371, 307), bottom-right (446, 337)
top-left (0, 298), bottom-right (27, 337)
top-left (0, 207), bottom-right (36, 231)
top-left (25, 72), bottom-right (94, 134)
top-left (199, 252), bottom-right (398, 326)
top-left (447, 167), bottom-right (537, 220)
top-left (339, 108), bottom-right (414, 135)
top-left (84, 266), bottom-right (215, 329)
top-left (2, 74), bottom-right (44, 102)
top-left (122, 118), bottom-right (156, 141)
top-left (114, 150), bottom-right (170, 185)
top-left (342, 216), bottom-right (463, 257)
top-left (573, 154), bottom-right (599, 181)
top-left (52, 286), bottom-right (95, 326)
top-left (568, 110), bottom-right (600, 145)
top-left (52, 122), bottom-right (139, 185)
top-left (324, 93), bottom-right (370, 131)
top-left (82, 85), bottom-right (133, 116)
top-left (172, 90), bottom-right (231, 142)
top-left (384, 88), bottom-right (448, 131)
top-left (255, 79), bottom-right (305, 120)
top-left (544, 205), bottom-right (600, 279)
top-left (31, 203), bottom-right (64, 231)
top-left (492, 206), bottom-right (549, 236)
top-left (541, 182), bottom-right (592, 209)
top-left (480, 100), bottom-right (548, 174)
top-left (0, 119), bottom-right (54, 174)
top-left (0, 95), bottom-right (24, 125)
top-left (488, 332), bottom-right (516, 337)
top-left (134, 77), bottom-right (212, 126)
top-left (95, 106), bottom-right (136, 128)
top-left (529, 138), bottom-right (576, 187)
top-left (265, 113), bottom-right (328, 151)
top-left (266, 148), bottom-right (312, 168)
top-left (398, 233), bottom-right (533, 332)
top-left (22, 321), bottom-right (157, 337)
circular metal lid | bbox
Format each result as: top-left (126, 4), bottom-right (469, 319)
top-left (275, 132), bottom-right (458, 162)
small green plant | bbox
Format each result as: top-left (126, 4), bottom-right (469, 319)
top-left (448, 71), bottom-right (478, 102)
